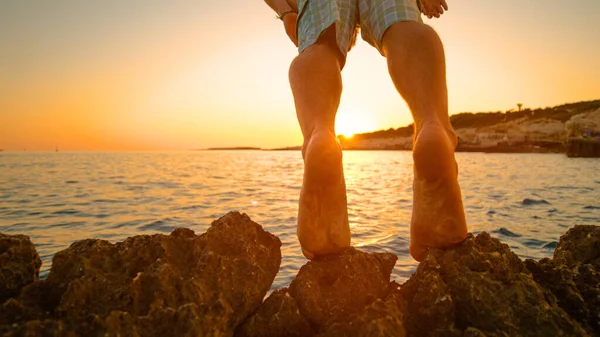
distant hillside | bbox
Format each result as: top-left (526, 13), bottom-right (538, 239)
top-left (338, 99), bottom-right (600, 152)
top-left (449, 100), bottom-right (600, 129)
top-left (344, 100), bottom-right (600, 141)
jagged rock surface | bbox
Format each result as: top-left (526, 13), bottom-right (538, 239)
top-left (0, 233), bottom-right (41, 304)
top-left (0, 211), bottom-right (282, 336)
top-left (525, 225), bottom-right (600, 335)
top-left (400, 232), bottom-right (590, 337)
top-left (237, 248), bottom-right (406, 337)
top-left (1, 214), bottom-right (599, 337)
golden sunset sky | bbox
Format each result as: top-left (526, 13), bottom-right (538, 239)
top-left (1, 0), bottom-right (599, 151)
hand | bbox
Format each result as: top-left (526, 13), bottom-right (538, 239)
top-left (420, 0), bottom-right (448, 19)
top-left (283, 13), bottom-right (298, 47)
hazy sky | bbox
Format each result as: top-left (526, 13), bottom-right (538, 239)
top-left (1, 0), bottom-right (599, 151)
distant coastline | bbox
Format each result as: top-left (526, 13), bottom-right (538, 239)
top-left (336, 99), bottom-right (600, 154)
top-left (258, 99), bottom-right (600, 154)
top-left (266, 146), bottom-right (302, 151)
top-left (192, 146), bottom-right (302, 151)
top-left (200, 147), bottom-right (262, 151)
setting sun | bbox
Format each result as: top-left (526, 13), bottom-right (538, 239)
top-left (335, 109), bottom-right (378, 138)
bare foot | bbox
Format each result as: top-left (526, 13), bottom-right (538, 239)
top-left (410, 121), bottom-right (468, 261)
top-left (297, 129), bottom-right (351, 259)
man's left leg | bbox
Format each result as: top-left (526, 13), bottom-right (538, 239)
top-left (358, 0), bottom-right (467, 261)
top-left (381, 20), bottom-right (468, 261)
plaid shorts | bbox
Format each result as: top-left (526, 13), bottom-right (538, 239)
top-left (297, 0), bottom-right (422, 56)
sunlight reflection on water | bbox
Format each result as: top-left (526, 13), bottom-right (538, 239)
top-left (0, 151), bottom-right (599, 289)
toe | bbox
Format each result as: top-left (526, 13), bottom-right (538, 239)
top-left (409, 241), bottom-right (429, 262)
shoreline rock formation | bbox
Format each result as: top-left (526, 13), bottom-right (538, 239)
top-left (567, 138), bottom-right (600, 157)
top-left (1, 212), bottom-right (598, 336)
top-left (0, 212), bottom-right (281, 336)
top-left (338, 100), bottom-right (600, 154)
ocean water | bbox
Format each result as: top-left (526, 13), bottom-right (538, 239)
top-left (0, 151), bottom-right (598, 289)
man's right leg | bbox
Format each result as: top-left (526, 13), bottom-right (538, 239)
top-left (289, 26), bottom-right (351, 259)
top-left (381, 21), bottom-right (468, 261)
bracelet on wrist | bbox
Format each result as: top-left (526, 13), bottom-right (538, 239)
top-left (276, 10), bottom-right (296, 20)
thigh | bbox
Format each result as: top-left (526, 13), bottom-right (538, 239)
top-left (358, 0), bottom-right (423, 55)
top-left (297, 0), bottom-right (360, 57)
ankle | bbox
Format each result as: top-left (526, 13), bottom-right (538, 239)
top-left (415, 119), bottom-right (457, 148)
top-left (302, 127), bottom-right (338, 157)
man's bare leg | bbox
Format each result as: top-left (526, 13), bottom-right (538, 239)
top-left (289, 26), bottom-right (351, 259)
top-left (382, 21), bottom-right (468, 261)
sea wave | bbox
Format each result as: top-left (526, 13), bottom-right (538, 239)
top-left (0, 151), bottom-right (598, 288)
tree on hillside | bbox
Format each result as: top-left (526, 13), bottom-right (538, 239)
top-left (517, 103), bottom-right (523, 112)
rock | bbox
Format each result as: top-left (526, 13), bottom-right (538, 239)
top-left (237, 247), bottom-right (406, 337)
top-left (525, 225), bottom-right (600, 335)
top-left (317, 288), bottom-right (405, 337)
top-left (566, 138), bottom-right (600, 158)
top-left (0, 234), bottom-right (41, 304)
top-left (400, 232), bottom-right (589, 336)
top-left (552, 225), bottom-right (600, 268)
top-left (0, 211), bottom-right (282, 336)
top-left (236, 289), bottom-right (315, 337)
top-left (290, 249), bottom-right (397, 328)
top-left (2, 319), bottom-right (69, 337)
top-left (2, 214), bottom-right (600, 337)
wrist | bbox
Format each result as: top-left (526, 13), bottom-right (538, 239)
top-left (277, 10), bottom-right (297, 20)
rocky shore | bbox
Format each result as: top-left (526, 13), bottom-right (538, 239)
top-left (1, 212), bottom-right (598, 336)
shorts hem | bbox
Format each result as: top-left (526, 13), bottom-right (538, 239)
top-left (298, 17), bottom-right (347, 56)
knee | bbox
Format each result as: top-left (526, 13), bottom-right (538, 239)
top-left (382, 21), bottom-right (443, 56)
